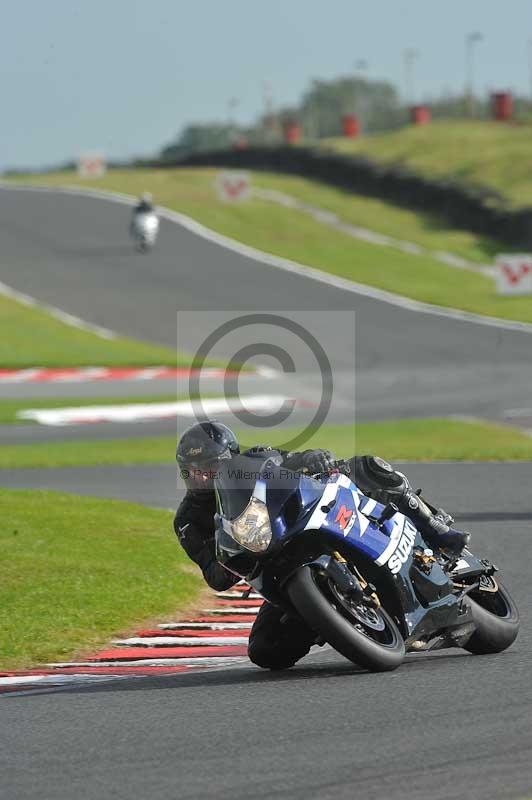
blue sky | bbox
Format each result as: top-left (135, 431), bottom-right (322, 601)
top-left (2, 0), bottom-right (532, 170)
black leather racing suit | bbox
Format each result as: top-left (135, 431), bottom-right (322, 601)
top-left (174, 452), bottom-right (463, 670)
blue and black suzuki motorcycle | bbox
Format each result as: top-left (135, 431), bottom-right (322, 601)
top-left (215, 452), bottom-right (519, 672)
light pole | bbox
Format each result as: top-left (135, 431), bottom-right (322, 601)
top-left (465, 31), bottom-right (484, 117)
top-left (227, 97), bottom-right (239, 145)
top-left (262, 82), bottom-right (276, 143)
top-left (528, 39), bottom-right (532, 106)
top-left (305, 80), bottom-right (319, 141)
top-left (403, 48), bottom-right (420, 107)
top-left (352, 59), bottom-right (368, 124)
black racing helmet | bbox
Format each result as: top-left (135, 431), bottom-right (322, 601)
top-left (176, 420), bottom-right (239, 493)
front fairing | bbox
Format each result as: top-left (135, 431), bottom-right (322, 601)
top-left (216, 467), bottom-right (463, 641)
top-left (214, 455), bottom-right (325, 579)
top-left (215, 518), bottom-right (259, 578)
top-left (215, 465), bottom-right (404, 575)
top-left (300, 472), bottom-right (404, 563)
top-left (299, 473), bottom-right (461, 638)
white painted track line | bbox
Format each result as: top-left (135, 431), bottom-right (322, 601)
top-left (18, 394), bottom-right (295, 426)
top-left (113, 636), bottom-right (249, 647)
top-left (158, 622), bottom-right (253, 630)
top-left (46, 656), bottom-right (250, 668)
top-left (203, 606), bottom-right (262, 614)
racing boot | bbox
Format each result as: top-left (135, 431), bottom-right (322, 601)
top-left (398, 490), bottom-right (470, 556)
top-left (350, 455), bottom-right (470, 556)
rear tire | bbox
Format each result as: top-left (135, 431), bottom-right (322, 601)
top-left (287, 565), bottom-right (405, 672)
top-left (464, 579), bottom-right (519, 655)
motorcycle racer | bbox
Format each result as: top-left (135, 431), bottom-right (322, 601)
top-left (174, 420), bottom-right (470, 669)
top-left (133, 191), bottom-right (154, 215)
top-left (130, 192), bottom-right (159, 251)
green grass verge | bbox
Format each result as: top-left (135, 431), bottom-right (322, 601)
top-left (0, 435), bottom-right (174, 469)
top-left (0, 293), bottom-right (180, 368)
top-left (2, 418), bottom-right (532, 469)
top-left (10, 167), bottom-right (532, 324)
top-left (255, 173), bottom-right (500, 264)
top-left (321, 120), bottom-right (532, 208)
top-left (0, 489), bottom-right (203, 670)
top-left (0, 394), bottom-right (212, 424)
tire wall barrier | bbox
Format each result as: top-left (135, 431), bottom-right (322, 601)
top-left (154, 147), bottom-right (532, 247)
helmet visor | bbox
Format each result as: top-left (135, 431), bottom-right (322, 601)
top-left (179, 459), bottom-right (221, 492)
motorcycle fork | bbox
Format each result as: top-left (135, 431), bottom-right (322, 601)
top-left (331, 551), bottom-right (381, 609)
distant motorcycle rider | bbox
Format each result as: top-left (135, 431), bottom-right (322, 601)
top-left (133, 192), bottom-right (154, 215)
top-left (130, 192), bottom-right (159, 251)
top-left (130, 192), bottom-right (155, 230)
top-left (174, 420), bottom-right (470, 670)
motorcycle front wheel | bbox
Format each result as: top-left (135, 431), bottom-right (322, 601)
top-left (287, 565), bottom-right (405, 672)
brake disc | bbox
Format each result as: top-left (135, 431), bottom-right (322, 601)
top-left (328, 580), bottom-right (385, 631)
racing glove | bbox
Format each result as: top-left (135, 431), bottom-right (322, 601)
top-left (284, 448), bottom-right (335, 475)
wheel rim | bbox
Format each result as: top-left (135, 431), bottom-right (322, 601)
top-left (470, 580), bottom-right (513, 620)
top-left (313, 571), bottom-right (398, 648)
top-left (328, 580), bottom-right (385, 631)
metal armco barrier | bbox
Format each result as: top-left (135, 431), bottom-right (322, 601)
top-left (153, 146), bottom-right (532, 247)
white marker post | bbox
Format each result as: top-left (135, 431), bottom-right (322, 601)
top-left (77, 152), bottom-right (106, 179)
top-left (495, 254), bottom-right (532, 295)
top-left (215, 171), bottom-right (251, 202)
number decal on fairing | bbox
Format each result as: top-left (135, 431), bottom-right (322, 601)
top-left (387, 520), bottom-right (417, 575)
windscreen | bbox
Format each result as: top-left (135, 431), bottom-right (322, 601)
top-left (215, 452), bottom-right (302, 520)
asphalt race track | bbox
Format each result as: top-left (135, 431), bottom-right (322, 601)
top-left (2, 186), bottom-right (532, 423)
top-left (0, 461), bottom-right (531, 520)
top-left (1, 186), bottom-right (532, 799)
top-left (1, 461), bottom-right (531, 799)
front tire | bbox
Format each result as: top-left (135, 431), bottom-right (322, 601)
top-left (287, 565), bottom-right (405, 672)
top-left (464, 578), bottom-right (519, 655)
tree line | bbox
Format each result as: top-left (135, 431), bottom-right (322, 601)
top-left (160, 75), bottom-right (532, 160)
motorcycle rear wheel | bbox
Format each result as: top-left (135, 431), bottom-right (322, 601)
top-left (464, 579), bottom-right (519, 655)
top-left (287, 565), bottom-right (405, 672)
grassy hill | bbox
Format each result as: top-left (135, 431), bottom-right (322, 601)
top-left (322, 120), bottom-right (532, 208)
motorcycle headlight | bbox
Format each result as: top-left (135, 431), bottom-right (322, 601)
top-left (230, 497), bottom-right (272, 553)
